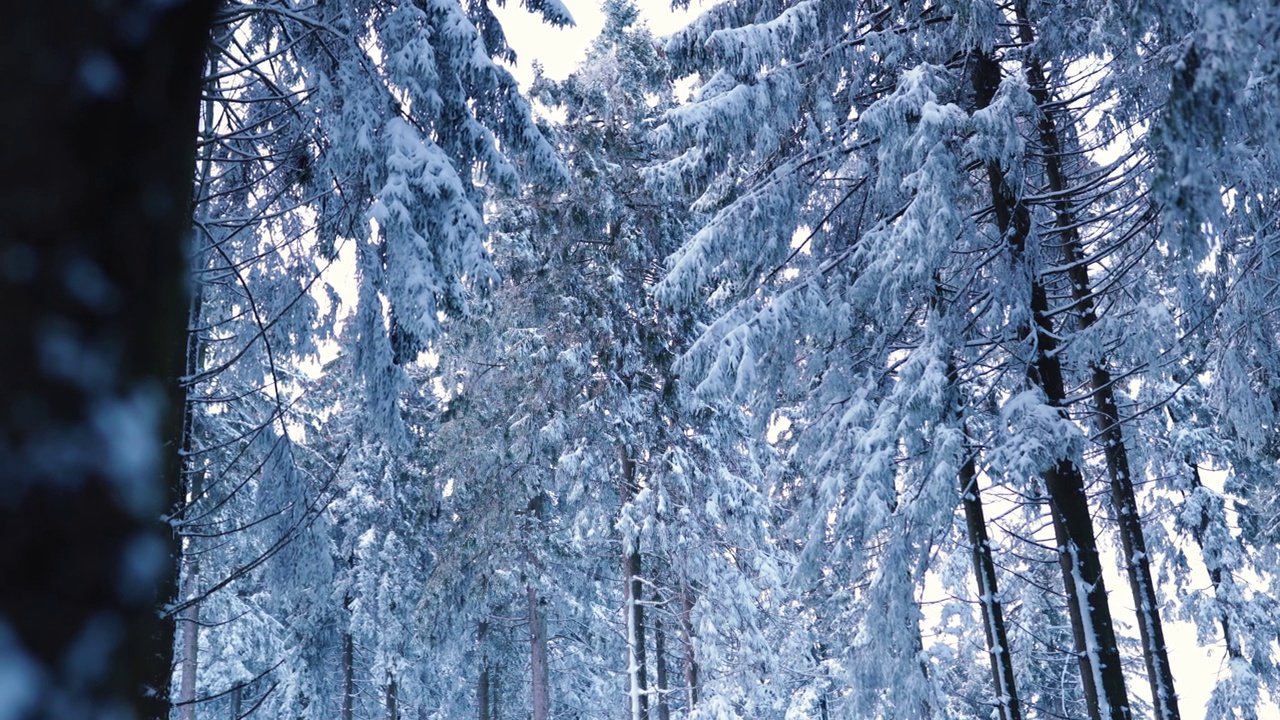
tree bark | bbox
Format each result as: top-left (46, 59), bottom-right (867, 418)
top-left (0, 0), bottom-right (214, 717)
top-left (679, 577), bottom-right (698, 709)
top-left (970, 48), bottom-right (1132, 720)
top-left (342, 629), bottom-right (355, 720)
top-left (386, 673), bottom-right (399, 720)
top-left (959, 447), bottom-right (1022, 720)
top-left (942, 288), bottom-right (1020, 719)
top-left (620, 443), bottom-right (649, 720)
top-left (177, 473), bottom-right (203, 720)
top-left (653, 599), bottom-right (671, 720)
top-left (230, 684), bottom-right (243, 720)
top-left (529, 586), bottom-right (551, 720)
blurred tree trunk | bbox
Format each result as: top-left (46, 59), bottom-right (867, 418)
top-left (0, 0), bottom-right (214, 718)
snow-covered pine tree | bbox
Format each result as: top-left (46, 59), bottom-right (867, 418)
top-left (180, 0), bottom-right (571, 713)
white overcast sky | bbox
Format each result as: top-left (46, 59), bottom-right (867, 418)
top-left (492, 0), bottom-right (702, 83)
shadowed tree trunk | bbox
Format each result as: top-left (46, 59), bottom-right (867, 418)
top-left (342, 627), bottom-right (355, 720)
top-left (230, 685), bottom-right (243, 720)
top-left (0, 0), bottom-right (214, 717)
top-left (386, 673), bottom-right (399, 720)
top-left (941, 272), bottom-right (1021, 718)
top-left (177, 471), bottom-right (203, 720)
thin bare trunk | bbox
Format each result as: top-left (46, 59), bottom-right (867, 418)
top-left (386, 673), bottom-right (399, 720)
top-left (943, 289), bottom-right (1020, 719)
top-left (342, 630), bottom-right (355, 720)
top-left (177, 543), bottom-right (201, 720)
top-left (529, 586), bottom-right (551, 720)
top-left (654, 600), bottom-right (671, 720)
top-left (680, 578), bottom-right (698, 708)
top-left (176, 264), bottom-right (208, 720)
top-left (230, 684), bottom-right (242, 720)
top-left (620, 443), bottom-right (649, 720)
top-left (959, 451), bottom-right (1022, 720)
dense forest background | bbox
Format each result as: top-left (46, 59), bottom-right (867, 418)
top-left (4, 0), bottom-right (1280, 718)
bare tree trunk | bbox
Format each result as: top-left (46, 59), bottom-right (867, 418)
top-left (959, 450), bottom-right (1022, 720)
top-left (492, 660), bottom-right (501, 720)
top-left (679, 577), bottom-right (698, 709)
top-left (529, 586), bottom-right (551, 720)
top-left (970, 47), bottom-right (1131, 720)
top-left (177, 486), bottom-right (203, 720)
top-left (386, 673), bottom-right (399, 720)
top-left (342, 629), bottom-right (355, 720)
top-left (653, 600), bottom-right (671, 720)
top-left (620, 443), bottom-right (649, 720)
top-left (942, 284), bottom-right (1021, 719)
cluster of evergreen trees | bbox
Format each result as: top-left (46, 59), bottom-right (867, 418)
top-left (167, 0), bottom-right (1280, 718)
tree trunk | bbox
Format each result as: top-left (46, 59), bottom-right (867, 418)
top-left (943, 294), bottom-right (1020, 719)
top-left (342, 630), bottom-right (355, 720)
top-left (1183, 454), bottom-right (1246, 663)
top-left (653, 600), bottom-right (671, 720)
top-left (529, 586), bottom-right (551, 720)
top-left (386, 673), bottom-right (399, 720)
top-left (620, 443), bottom-right (649, 720)
top-left (177, 478), bottom-right (203, 720)
top-left (970, 48), bottom-right (1131, 720)
top-left (680, 577), bottom-right (698, 709)
top-left (230, 684), bottom-right (243, 720)
top-left (959, 448), bottom-right (1022, 720)
top-left (0, 0), bottom-right (214, 717)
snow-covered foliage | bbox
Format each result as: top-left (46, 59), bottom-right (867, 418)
top-left (171, 0), bottom-right (1280, 719)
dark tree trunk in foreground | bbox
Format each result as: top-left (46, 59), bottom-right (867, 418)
top-left (971, 49), bottom-right (1131, 720)
top-left (0, 0), bottom-right (214, 718)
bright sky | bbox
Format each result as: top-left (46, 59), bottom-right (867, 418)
top-left (491, 0), bottom-right (702, 84)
